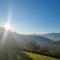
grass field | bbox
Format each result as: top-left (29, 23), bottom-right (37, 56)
top-left (25, 52), bottom-right (59, 60)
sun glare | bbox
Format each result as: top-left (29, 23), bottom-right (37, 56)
top-left (4, 23), bottom-right (10, 31)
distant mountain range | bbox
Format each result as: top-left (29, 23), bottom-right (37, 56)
top-left (12, 33), bottom-right (53, 47)
top-left (42, 33), bottom-right (60, 41)
top-left (0, 27), bottom-right (60, 52)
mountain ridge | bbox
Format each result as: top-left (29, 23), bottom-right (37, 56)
top-left (42, 33), bottom-right (60, 41)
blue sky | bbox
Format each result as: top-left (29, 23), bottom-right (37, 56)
top-left (0, 0), bottom-right (60, 34)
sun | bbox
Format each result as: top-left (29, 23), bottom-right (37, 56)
top-left (4, 23), bottom-right (11, 31)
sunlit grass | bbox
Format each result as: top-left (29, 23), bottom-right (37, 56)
top-left (25, 52), bottom-right (59, 60)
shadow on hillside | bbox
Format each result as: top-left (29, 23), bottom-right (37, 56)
top-left (0, 49), bottom-right (33, 60)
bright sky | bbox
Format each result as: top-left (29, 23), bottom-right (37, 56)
top-left (0, 0), bottom-right (60, 34)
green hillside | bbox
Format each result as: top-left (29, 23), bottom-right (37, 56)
top-left (25, 52), bottom-right (59, 60)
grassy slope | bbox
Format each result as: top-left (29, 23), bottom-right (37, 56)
top-left (25, 52), bottom-right (59, 60)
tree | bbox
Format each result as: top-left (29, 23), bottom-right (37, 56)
top-left (27, 41), bottom-right (40, 51)
top-left (40, 46), bottom-right (49, 54)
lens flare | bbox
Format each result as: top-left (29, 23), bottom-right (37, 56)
top-left (1, 13), bottom-right (12, 45)
top-left (4, 22), bottom-right (10, 31)
top-left (0, 0), bottom-right (13, 47)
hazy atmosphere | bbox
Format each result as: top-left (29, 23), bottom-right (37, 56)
top-left (0, 0), bottom-right (60, 34)
top-left (0, 0), bottom-right (60, 60)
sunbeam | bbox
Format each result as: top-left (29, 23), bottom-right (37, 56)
top-left (1, 8), bottom-right (12, 45)
top-left (4, 21), bottom-right (11, 31)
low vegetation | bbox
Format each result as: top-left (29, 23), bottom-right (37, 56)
top-left (25, 52), bottom-right (59, 60)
